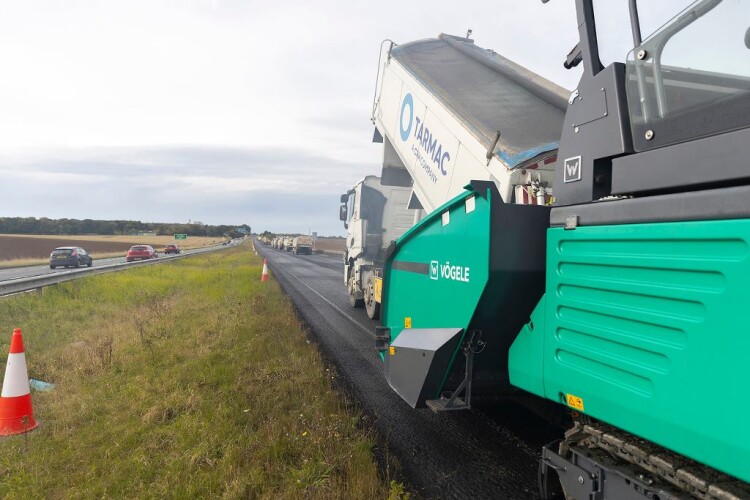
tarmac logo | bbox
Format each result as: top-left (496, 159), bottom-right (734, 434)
top-left (399, 92), bottom-right (451, 179)
top-left (563, 155), bottom-right (582, 183)
top-left (430, 261), bottom-right (439, 280)
top-left (399, 93), bottom-right (414, 141)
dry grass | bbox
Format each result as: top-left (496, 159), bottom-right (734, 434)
top-left (0, 245), bottom-right (402, 498)
top-left (313, 238), bottom-right (345, 254)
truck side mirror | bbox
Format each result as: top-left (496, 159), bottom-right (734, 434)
top-left (340, 194), bottom-right (348, 203)
top-left (745, 26), bottom-right (750, 49)
top-left (339, 205), bottom-right (347, 222)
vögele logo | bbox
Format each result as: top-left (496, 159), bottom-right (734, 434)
top-left (429, 260), bottom-right (470, 283)
top-left (563, 155), bottom-right (582, 183)
top-left (430, 260), bottom-right (439, 280)
top-left (400, 93), bottom-right (414, 141)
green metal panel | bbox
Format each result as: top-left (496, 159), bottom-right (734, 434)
top-left (382, 182), bottom-right (550, 402)
top-left (381, 187), bottom-right (490, 394)
top-left (508, 295), bottom-right (546, 398)
top-left (523, 219), bottom-right (750, 483)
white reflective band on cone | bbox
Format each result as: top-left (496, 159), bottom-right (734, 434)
top-left (1, 353), bottom-right (31, 397)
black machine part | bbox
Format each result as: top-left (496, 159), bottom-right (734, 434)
top-left (540, 443), bottom-right (683, 500)
top-left (384, 328), bottom-right (464, 409)
top-left (551, 183), bottom-right (750, 229)
top-left (611, 127), bottom-right (750, 197)
top-left (552, 0), bottom-right (750, 206)
top-left (540, 420), bottom-right (750, 500)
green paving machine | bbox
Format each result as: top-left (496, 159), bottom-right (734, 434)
top-left (371, 1), bottom-right (750, 497)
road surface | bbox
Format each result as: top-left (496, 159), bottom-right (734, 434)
top-left (257, 244), bottom-right (563, 499)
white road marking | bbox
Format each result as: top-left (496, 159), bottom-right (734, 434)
top-left (284, 266), bottom-right (373, 337)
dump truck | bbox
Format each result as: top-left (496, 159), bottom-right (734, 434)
top-left (340, 175), bottom-right (413, 319)
top-left (292, 235), bottom-right (313, 255)
top-left (370, 1), bottom-right (750, 498)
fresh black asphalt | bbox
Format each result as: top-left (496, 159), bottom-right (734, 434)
top-left (257, 244), bottom-right (563, 499)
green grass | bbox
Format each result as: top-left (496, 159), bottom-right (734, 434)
top-left (0, 245), bottom-right (400, 498)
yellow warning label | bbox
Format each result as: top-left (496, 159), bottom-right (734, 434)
top-left (404, 317), bottom-right (412, 328)
top-left (389, 346), bottom-right (396, 356)
top-left (373, 277), bottom-right (382, 303)
top-left (566, 393), bottom-right (584, 412)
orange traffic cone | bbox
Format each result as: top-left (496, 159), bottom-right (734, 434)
top-left (0, 328), bottom-right (38, 436)
top-left (261, 258), bottom-right (269, 282)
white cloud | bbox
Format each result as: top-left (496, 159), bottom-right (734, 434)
top-left (0, 1), bottom-right (697, 233)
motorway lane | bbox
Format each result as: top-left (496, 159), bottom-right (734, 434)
top-left (0, 249), bottom-right (207, 283)
top-left (258, 245), bottom-right (562, 499)
top-left (0, 256), bottom-right (123, 282)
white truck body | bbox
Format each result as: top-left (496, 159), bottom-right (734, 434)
top-left (341, 175), bottom-right (413, 319)
top-left (292, 235), bottom-right (314, 255)
top-left (372, 34), bottom-right (568, 213)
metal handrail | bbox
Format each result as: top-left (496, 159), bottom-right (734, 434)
top-left (371, 39), bottom-right (396, 124)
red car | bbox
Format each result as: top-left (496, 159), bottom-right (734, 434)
top-left (126, 245), bottom-right (158, 262)
top-left (164, 244), bottom-right (181, 254)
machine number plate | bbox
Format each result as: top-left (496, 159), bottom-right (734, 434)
top-left (566, 393), bottom-right (585, 411)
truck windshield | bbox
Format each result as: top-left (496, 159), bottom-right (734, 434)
top-left (626, 0), bottom-right (750, 150)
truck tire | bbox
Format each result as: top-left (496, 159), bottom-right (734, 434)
top-left (364, 274), bottom-right (380, 320)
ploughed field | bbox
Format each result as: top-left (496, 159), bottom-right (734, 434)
top-left (313, 237), bottom-right (344, 254)
top-left (0, 234), bottom-right (220, 261)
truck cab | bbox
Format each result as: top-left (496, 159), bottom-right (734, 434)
top-left (340, 175), bottom-right (413, 319)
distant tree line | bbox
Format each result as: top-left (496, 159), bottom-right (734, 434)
top-left (0, 217), bottom-right (251, 238)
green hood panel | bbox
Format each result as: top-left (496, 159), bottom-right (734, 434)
top-left (511, 218), bottom-right (750, 483)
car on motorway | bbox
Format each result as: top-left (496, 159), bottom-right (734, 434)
top-left (49, 247), bottom-right (93, 269)
top-left (126, 245), bottom-right (158, 262)
top-left (163, 244), bottom-right (181, 254)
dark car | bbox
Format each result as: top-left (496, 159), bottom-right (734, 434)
top-left (126, 245), bottom-right (158, 262)
top-left (164, 244), bottom-right (181, 254)
top-left (50, 247), bottom-right (93, 269)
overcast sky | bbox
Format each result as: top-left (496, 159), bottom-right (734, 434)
top-left (0, 0), bottom-right (696, 235)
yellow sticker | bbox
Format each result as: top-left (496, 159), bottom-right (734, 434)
top-left (373, 277), bottom-right (382, 303)
top-left (566, 393), bottom-right (584, 411)
top-left (389, 346), bottom-right (396, 356)
top-left (404, 317), bottom-right (412, 328)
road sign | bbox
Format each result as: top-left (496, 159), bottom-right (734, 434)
top-left (175, 234), bottom-right (188, 240)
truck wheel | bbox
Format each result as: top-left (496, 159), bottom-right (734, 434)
top-left (364, 275), bottom-right (380, 320)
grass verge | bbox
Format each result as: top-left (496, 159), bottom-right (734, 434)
top-left (0, 245), bottom-right (397, 498)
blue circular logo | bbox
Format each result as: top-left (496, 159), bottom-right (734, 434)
top-left (399, 93), bottom-right (414, 142)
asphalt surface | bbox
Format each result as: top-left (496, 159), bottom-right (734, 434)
top-left (257, 244), bottom-right (563, 499)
